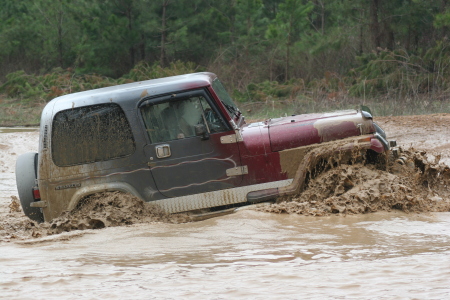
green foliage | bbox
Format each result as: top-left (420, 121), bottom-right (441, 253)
top-left (233, 79), bottom-right (305, 102)
top-left (434, 7), bottom-right (450, 28)
top-left (265, 0), bottom-right (314, 80)
top-left (0, 61), bottom-right (201, 102)
top-left (124, 61), bottom-right (200, 82)
top-left (349, 41), bottom-right (450, 98)
top-left (0, 0), bottom-right (447, 82)
top-left (2, 0), bottom-right (450, 116)
top-left (0, 68), bottom-right (118, 102)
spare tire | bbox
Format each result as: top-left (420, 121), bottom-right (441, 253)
top-left (15, 152), bottom-right (44, 223)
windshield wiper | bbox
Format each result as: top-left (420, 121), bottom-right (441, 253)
top-left (222, 101), bottom-right (239, 118)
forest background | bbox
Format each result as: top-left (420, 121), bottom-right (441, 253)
top-left (2, 0), bottom-right (450, 125)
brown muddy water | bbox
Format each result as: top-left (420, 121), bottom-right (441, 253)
top-left (1, 117), bottom-right (450, 299)
top-left (0, 127), bottom-right (39, 134)
top-left (3, 211), bottom-right (450, 299)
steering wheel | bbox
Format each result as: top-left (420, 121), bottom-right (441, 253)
top-left (204, 108), bottom-right (224, 132)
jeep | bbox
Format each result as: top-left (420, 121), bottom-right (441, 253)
top-left (15, 72), bottom-right (394, 222)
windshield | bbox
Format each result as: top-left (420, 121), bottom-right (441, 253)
top-left (212, 79), bottom-right (240, 119)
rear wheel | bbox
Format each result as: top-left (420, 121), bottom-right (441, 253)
top-left (15, 152), bottom-right (44, 223)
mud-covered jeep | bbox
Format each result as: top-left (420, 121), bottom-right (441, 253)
top-left (16, 72), bottom-right (395, 222)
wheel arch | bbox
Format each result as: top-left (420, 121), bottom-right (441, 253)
top-left (67, 182), bottom-right (145, 211)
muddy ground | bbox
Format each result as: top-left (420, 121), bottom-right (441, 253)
top-left (1, 114), bottom-right (450, 242)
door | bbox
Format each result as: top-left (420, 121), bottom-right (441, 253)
top-left (140, 90), bottom-right (243, 198)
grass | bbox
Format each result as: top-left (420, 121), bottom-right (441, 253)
top-left (2, 92), bottom-right (450, 127)
top-left (243, 92), bottom-right (450, 122)
top-left (0, 95), bottom-right (43, 126)
top-left (3, 48), bottom-right (450, 127)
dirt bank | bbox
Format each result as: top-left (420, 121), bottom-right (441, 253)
top-left (377, 114), bottom-right (450, 165)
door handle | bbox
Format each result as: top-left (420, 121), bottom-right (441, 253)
top-left (155, 144), bottom-right (171, 158)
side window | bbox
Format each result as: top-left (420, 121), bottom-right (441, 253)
top-left (52, 103), bottom-right (135, 166)
top-left (140, 95), bottom-right (227, 144)
top-left (199, 97), bottom-right (228, 133)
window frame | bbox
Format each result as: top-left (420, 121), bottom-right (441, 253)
top-left (211, 78), bottom-right (240, 120)
top-left (138, 89), bottom-right (231, 145)
top-left (51, 103), bottom-right (136, 167)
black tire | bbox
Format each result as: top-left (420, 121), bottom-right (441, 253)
top-left (15, 152), bottom-right (44, 223)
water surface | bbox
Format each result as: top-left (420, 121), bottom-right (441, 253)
top-left (2, 210), bottom-right (450, 299)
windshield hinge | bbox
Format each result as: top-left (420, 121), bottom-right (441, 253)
top-left (236, 115), bottom-right (245, 128)
top-left (220, 131), bottom-right (243, 144)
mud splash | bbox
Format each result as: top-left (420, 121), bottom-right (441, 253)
top-left (262, 148), bottom-right (450, 215)
top-left (2, 146), bottom-right (450, 243)
top-left (0, 192), bottom-right (190, 242)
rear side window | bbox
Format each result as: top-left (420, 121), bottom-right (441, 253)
top-left (52, 103), bottom-right (135, 166)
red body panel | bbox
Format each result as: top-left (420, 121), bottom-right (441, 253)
top-left (235, 110), bottom-right (379, 187)
top-left (268, 111), bottom-right (364, 152)
top-left (269, 122), bottom-right (320, 151)
top-left (370, 138), bottom-right (384, 153)
top-left (238, 122), bottom-right (287, 185)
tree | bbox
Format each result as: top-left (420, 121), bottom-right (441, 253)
top-left (33, 0), bottom-right (80, 68)
top-left (0, 0), bottom-right (42, 76)
top-left (266, 0), bottom-right (313, 81)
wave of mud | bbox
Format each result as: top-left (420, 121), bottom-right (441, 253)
top-left (2, 147), bottom-right (450, 243)
top-left (1, 192), bottom-right (189, 242)
top-left (262, 148), bottom-right (450, 216)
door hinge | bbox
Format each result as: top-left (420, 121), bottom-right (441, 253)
top-left (226, 165), bottom-right (248, 176)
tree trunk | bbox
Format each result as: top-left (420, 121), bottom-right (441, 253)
top-left (57, 0), bottom-right (64, 68)
top-left (369, 0), bottom-right (381, 49)
top-left (285, 45), bottom-right (289, 82)
top-left (320, 0), bottom-right (325, 34)
top-left (139, 33), bottom-right (146, 61)
top-left (441, 0), bottom-right (449, 39)
top-left (359, 9), bottom-right (364, 55)
top-left (285, 17), bottom-right (292, 82)
top-left (58, 13), bottom-right (63, 67)
top-left (406, 25), bottom-right (411, 51)
top-left (160, 0), bottom-right (169, 67)
top-left (386, 27), bottom-right (395, 50)
top-left (127, 4), bottom-right (135, 67)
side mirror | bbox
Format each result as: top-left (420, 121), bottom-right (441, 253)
top-left (195, 124), bottom-right (209, 140)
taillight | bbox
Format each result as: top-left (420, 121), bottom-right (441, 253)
top-left (32, 186), bottom-right (41, 200)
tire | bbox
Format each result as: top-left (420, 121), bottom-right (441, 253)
top-left (15, 152), bottom-right (44, 223)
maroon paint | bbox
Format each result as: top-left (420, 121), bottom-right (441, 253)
top-left (319, 121), bottom-right (360, 143)
top-left (240, 122), bottom-right (271, 157)
top-left (268, 113), bottom-right (365, 152)
top-left (370, 138), bottom-right (384, 153)
top-left (238, 122), bottom-right (286, 185)
top-left (269, 122), bottom-right (320, 152)
top-left (240, 153), bottom-right (287, 185)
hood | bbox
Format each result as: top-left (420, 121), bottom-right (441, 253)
top-left (267, 110), bottom-right (374, 152)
